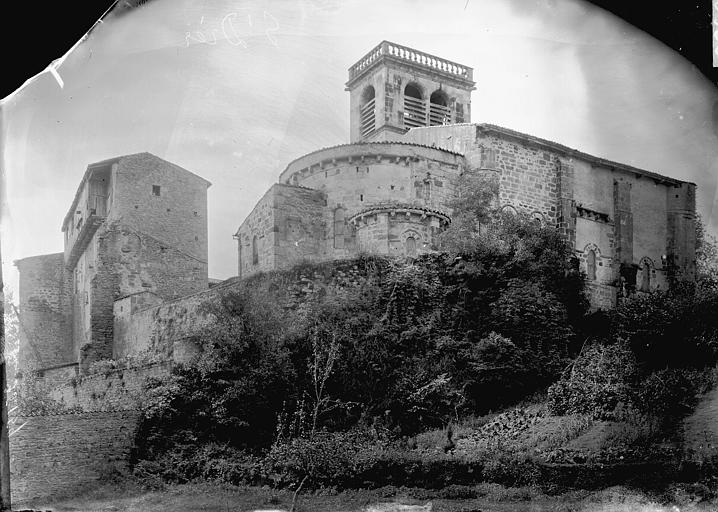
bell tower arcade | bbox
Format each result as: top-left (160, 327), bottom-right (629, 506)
top-left (345, 41), bottom-right (476, 143)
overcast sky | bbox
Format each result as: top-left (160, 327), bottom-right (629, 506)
top-left (2, 0), bottom-right (717, 296)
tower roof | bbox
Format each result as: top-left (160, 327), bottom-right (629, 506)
top-left (346, 41), bottom-right (475, 90)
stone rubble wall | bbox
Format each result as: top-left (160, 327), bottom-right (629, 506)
top-left (49, 361), bottom-right (171, 411)
top-left (9, 410), bottom-right (141, 504)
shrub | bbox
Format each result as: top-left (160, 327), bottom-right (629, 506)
top-left (456, 332), bottom-right (527, 412)
top-left (637, 367), bottom-right (718, 418)
top-left (10, 370), bottom-right (76, 415)
top-left (481, 451), bottom-right (541, 487)
top-left (263, 429), bottom-right (383, 488)
top-left (547, 343), bottom-right (638, 419)
top-left (611, 284), bottom-right (718, 370)
top-left (489, 281), bottom-right (573, 380)
top-left (131, 443), bottom-right (263, 487)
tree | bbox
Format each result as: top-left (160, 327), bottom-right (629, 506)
top-left (307, 325), bottom-right (340, 436)
top-left (436, 170), bottom-right (499, 253)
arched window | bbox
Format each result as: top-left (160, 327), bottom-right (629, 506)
top-left (429, 90), bottom-right (450, 126)
top-left (586, 250), bottom-right (596, 281)
top-left (405, 236), bottom-right (417, 257)
top-left (500, 204), bottom-right (517, 216)
top-left (403, 83), bottom-right (425, 129)
top-left (252, 235), bottom-right (258, 265)
top-left (333, 207), bottom-right (345, 249)
top-left (640, 259), bottom-right (651, 292)
top-left (360, 86), bottom-right (376, 138)
top-left (531, 212), bottom-right (544, 228)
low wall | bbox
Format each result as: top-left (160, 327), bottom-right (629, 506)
top-left (113, 281), bottom-right (235, 360)
top-left (40, 362), bottom-right (79, 389)
top-left (113, 259), bottom-right (385, 360)
top-left (50, 361), bottom-right (171, 411)
top-left (10, 410), bottom-right (141, 504)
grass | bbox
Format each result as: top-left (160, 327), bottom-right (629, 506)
top-left (15, 481), bottom-right (718, 512)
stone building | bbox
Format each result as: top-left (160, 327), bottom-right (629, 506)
top-left (9, 41), bottom-right (699, 502)
top-left (15, 153), bottom-right (210, 377)
top-left (236, 40), bottom-right (696, 309)
top-left (15, 40), bottom-right (697, 380)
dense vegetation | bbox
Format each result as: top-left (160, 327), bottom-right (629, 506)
top-left (130, 173), bottom-right (718, 494)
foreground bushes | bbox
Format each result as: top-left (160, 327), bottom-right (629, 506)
top-left (131, 428), bottom-right (689, 492)
top-left (133, 216), bottom-right (586, 466)
top-left (547, 343), bottom-right (638, 420)
top-left (548, 342), bottom-right (718, 423)
top-left (128, 212), bottom-right (718, 493)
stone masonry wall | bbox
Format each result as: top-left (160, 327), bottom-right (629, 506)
top-left (41, 363), bottom-right (79, 389)
top-left (10, 410), bottom-right (141, 504)
top-left (112, 282), bottom-right (229, 360)
top-left (109, 153), bottom-right (209, 264)
top-left (271, 184), bottom-right (327, 271)
top-left (667, 182), bottom-right (697, 282)
top-left (403, 123), bottom-right (697, 308)
top-left (354, 212), bottom-right (439, 256)
top-left (404, 125), bottom-right (560, 222)
top-left (115, 259), bottom-right (388, 361)
top-left (79, 222), bottom-right (209, 373)
top-left (50, 362), bottom-right (171, 411)
top-left (274, 143), bottom-right (463, 266)
top-left (15, 253), bottom-right (73, 370)
top-left (477, 132), bottom-right (561, 224)
top-left (236, 187), bottom-right (278, 278)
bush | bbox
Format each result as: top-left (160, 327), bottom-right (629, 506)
top-left (481, 451), bottom-right (541, 487)
top-left (263, 429), bottom-right (383, 488)
top-left (132, 222), bottom-right (589, 480)
top-left (611, 285), bottom-right (718, 369)
top-left (637, 367), bottom-right (718, 418)
top-left (547, 343), bottom-right (638, 420)
top-left (132, 443), bottom-right (262, 487)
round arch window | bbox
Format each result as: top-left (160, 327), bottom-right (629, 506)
top-left (405, 236), bottom-right (417, 257)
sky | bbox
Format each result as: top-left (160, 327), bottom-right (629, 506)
top-left (1, 0), bottom-right (717, 297)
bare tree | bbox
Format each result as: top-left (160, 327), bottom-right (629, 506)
top-left (308, 327), bottom-right (340, 437)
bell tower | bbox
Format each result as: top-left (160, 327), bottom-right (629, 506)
top-left (346, 41), bottom-right (476, 143)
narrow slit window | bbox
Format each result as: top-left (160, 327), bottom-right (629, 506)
top-left (640, 261), bottom-right (651, 292)
top-left (586, 250), bottom-right (596, 281)
top-left (152, 185), bottom-right (161, 196)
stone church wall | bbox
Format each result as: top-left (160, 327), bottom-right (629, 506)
top-left (271, 184), bottom-right (328, 271)
top-left (235, 187), bottom-right (279, 277)
top-left (402, 123), bottom-right (696, 308)
top-left (236, 183), bottom-right (327, 279)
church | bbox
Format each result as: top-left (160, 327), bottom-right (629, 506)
top-left (7, 39), bottom-right (700, 505)
top-left (14, 40), bottom-right (697, 381)
top-left (235, 40), bottom-right (697, 309)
